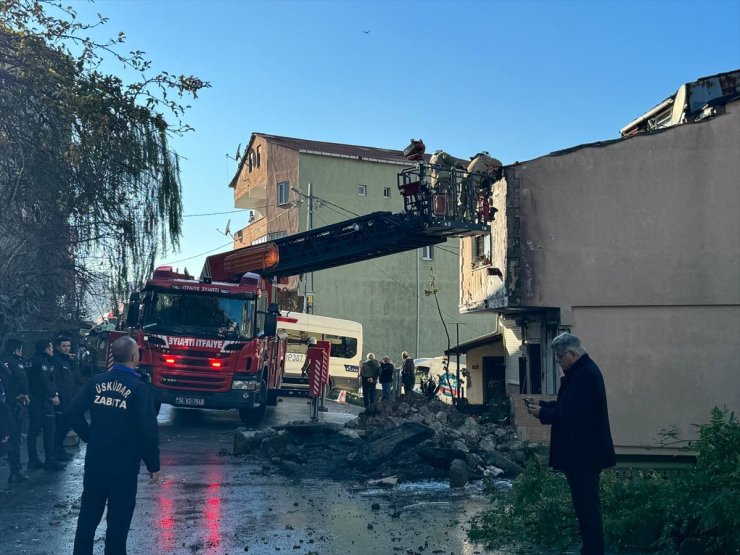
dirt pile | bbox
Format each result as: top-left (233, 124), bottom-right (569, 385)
top-left (234, 395), bottom-right (541, 484)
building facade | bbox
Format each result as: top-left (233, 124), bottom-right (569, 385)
top-left (458, 95), bottom-right (740, 455)
top-left (229, 133), bottom-right (489, 363)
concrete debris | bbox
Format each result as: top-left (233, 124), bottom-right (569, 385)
top-left (233, 394), bottom-right (541, 483)
top-left (449, 459), bottom-right (469, 488)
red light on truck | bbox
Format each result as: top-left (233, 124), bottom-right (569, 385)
top-left (164, 357), bottom-right (176, 364)
top-left (210, 360), bottom-right (222, 369)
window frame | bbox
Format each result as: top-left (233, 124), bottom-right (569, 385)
top-left (357, 184), bottom-right (367, 197)
top-left (277, 181), bottom-right (290, 205)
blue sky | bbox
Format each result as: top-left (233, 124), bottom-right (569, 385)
top-left (71, 0), bottom-right (740, 273)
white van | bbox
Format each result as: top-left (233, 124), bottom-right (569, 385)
top-left (277, 311), bottom-right (363, 391)
top-left (413, 356), bottom-right (466, 403)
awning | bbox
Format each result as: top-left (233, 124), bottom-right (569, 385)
top-left (445, 331), bottom-right (503, 356)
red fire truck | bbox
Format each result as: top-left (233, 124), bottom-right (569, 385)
top-left (123, 265), bottom-right (285, 424)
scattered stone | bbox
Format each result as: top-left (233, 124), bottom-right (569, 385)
top-left (416, 445), bottom-right (467, 469)
top-left (477, 435), bottom-right (497, 453)
top-left (367, 476), bottom-right (398, 488)
top-left (278, 460), bottom-right (301, 475)
top-left (233, 429), bottom-right (268, 455)
top-left (449, 459), bottom-right (469, 488)
top-left (483, 451), bottom-right (522, 478)
top-left (352, 422), bottom-right (434, 470)
top-left (371, 502), bottom-right (380, 511)
top-left (451, 439), bottom-right (469, 454)
top-left (282, 421), bottom-right (342, 436)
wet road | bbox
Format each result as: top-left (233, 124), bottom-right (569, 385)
top-left (0, 398), bottom-right (502, 555)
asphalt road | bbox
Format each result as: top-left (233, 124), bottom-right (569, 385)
top-left (0, 398), bottom-right (504, 555)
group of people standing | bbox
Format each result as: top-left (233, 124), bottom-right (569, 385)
top-left (0, 334), bottom-right (76, 483)
top-left (1, 334), bottom-right (160, 554)
top-left (358, 351), bottom-right (416, 407)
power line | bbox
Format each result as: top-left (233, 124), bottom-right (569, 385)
top-left (183, 209), bottom-right (249, 218)
top-left (160, 240), bottom-right (234, 265)
top-left (164, 203), bottom-right (301, 265)
top-left (183, 199), bottom-right (301, 218)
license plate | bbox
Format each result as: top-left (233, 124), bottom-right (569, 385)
top-left (175, 397), bottom-right (205, 407)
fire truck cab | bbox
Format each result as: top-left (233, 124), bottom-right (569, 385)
top-left (125, 266), bottom-right (284, 425)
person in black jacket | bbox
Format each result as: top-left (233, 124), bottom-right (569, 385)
top-left (401, 351), bottom-right (415, 396)
top-left (67, 335), bottom-right (160, 555)
top-left (27, 339), bottom-right (65, 471)
top-left (0, 338), bottom-right (31, 483)
top-left (0, 376), bottom-right (11, 447)
top-left (525, 332), bottom-right (615, 555)
top-left (51, 334), bottom-right (75, 461)
top-left (379, 356), bottom-right (394, 401)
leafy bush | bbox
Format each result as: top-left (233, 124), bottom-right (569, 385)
top-left (469, 407), bottom-right (740, 554)
top-left (469, 459), bottom-right (576, 551)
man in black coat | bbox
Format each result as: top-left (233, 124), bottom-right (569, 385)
top-left (0, 338), bottom-right (31, 483)
top-left (525, 332), bottom-right (615, 555)
top-left (51, 334), bottom-right (75, 461)
top-left (27, 339), bottom-right (65, 471)
top-left (67, 335), bottom-right (160, 555)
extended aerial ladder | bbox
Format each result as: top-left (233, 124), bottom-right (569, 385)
top-left (202, 143), bottom-right (501, 282)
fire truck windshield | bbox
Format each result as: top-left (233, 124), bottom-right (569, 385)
top-left (141, 291), bottom-right (256, 339)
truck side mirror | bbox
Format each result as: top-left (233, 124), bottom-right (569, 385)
top-left (265, 303), bottom-right (280, 337)
top-left (263, 312), bottom-right (278, 337)
top-left (126, 292), bottom-right (141, 328)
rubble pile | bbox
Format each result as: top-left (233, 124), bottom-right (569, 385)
top-left (234, 396), bottom-right (541, 486)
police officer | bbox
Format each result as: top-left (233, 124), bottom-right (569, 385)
top-left (27, 339), bottom-right (65, 471)
top-left (51, 334), bottom-right (75, 461)
top-left (67, 335), bottom-right (160, 555)
top-left (0, 374), bottom-right (12, 453)
top-left (0, 338), bottom-right (31, 483)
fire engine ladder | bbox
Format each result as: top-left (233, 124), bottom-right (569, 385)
top-left (202, 163), bottom-right (498, 280)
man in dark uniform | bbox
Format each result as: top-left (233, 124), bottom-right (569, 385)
top-left (1, 374), bottom-right (12, 452)
top-left (525, 332), bottom-right (615, 555)
top-left (0, 338), bottom-right (31, 483)
top-left (51, 334), bottom-right (75, 461)
top-left (27, 339), bottom-right (65, 471)
top-left (67, 335), bottom-right (160, 555)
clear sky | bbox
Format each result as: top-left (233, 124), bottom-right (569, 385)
top-left (71, 0), bottom-right (740, 274)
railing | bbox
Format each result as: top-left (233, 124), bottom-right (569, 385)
top-left (397, 163), bottom-right (499, 226)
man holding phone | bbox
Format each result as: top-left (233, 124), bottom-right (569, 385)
top-left (525, 332), bottom-right (615, 555)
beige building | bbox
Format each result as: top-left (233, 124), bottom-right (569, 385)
top-left (456, 92), bottom-right (740, 455)
top-left (228, 133), bottom-right (489, 362)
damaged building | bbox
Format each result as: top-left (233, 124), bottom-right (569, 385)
top-left (454, 70), bottom-right (740, 456)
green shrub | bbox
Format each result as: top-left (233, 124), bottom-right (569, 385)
top-left (469, 407), bottom-right (740, 554)
top-left (469, 458), bottom-right (577, 551)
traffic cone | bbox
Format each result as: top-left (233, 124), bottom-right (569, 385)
top-left (336, 390), bottom-right (347, 404)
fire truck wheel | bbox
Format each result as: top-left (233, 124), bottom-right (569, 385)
top-left (238, 404), bottom-right (266, 425)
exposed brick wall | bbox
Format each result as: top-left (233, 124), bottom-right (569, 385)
top-left (510, 393), bottom-right (556, 444)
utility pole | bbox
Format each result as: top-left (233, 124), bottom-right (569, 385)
top-left (299, 182), bottom-right (315, 314)
top-left (308, 182), bottom-right (314, 314)
top-left (452, 322), bottom-right (462, 403)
